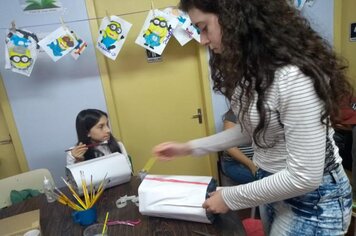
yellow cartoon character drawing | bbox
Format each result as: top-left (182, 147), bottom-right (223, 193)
top-left (143, 16), bottom-right (172, 49)
top-left (100, 21), bottom-right (124, 50)
top-left (8, 46), bottom-right (33, 70)
top-left (47, 35), bottom-right (75, 57)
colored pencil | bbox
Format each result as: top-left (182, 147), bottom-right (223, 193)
top-left (102, 212), bottom-right (109, 235)
top-left (64, 141), bottom-right (107, 152)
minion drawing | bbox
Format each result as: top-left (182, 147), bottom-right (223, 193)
top-left (143, 16), bottom-right (171, 49)
top-left (8, 46), bottom-right (32, 70)
top-left (47, 35), bottom-right (75, 57)
top-left (8, 33), bottom-right (31, 47)
top-left (100, 21), bottom-right (124, 50)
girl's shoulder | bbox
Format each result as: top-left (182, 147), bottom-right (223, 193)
top-left (274, 65), bottom-right (312, 89)
top-left (274, 65), bottom-right (302, 80)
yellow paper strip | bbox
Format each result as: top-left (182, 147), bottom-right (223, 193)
top-left (142, 157), bottom-right (157, 172)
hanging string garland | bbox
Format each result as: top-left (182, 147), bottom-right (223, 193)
top-left (2, 5), bottom-right (202, 76)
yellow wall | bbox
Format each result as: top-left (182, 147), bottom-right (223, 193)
top-left (334, 0), bottom-right (356, 88)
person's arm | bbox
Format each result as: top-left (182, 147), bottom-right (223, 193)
top-left (224, 120), bottom-right (257, 175)
top-left (153, 126), bottom-right (251, 160)
top-left (66, 151), bottom-right (76, 165)
top-left (66, 143), bottom-right (87, 165)
top-left (188, 125), bottom-right (252, 156)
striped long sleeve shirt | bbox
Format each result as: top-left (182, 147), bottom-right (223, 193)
top-left (188, 65), bottom-right (341, 210)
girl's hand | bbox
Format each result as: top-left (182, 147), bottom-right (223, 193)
top-left (70, 142), bottom-right (88, 162)
top-left (202, 190), bottom-right (230, 214)
top-left (250, 165), bottom-right (258, 177)
top-left (152, 142), bottom-right (192, 161)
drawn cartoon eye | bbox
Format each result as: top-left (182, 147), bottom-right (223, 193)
top-left (109, 24), bottom-right (117, 31)
top-left (153, 19), bottom-right (160, 25)
top-left (10, 55), bottom-right (31, 63)
top-left (160, 21), bottom-right (167, 28)
top-left (11, 55), bottom-right (21, 63)
top-left (108, 24), bottom-right (122, 34)
top-left (21, 56), bottom-right (30, 63)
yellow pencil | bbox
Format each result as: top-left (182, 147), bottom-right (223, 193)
top-left (80, 171), bottom-right (90, 208)
top-left (96, 173), bottom-right (108, 193)
top-left (102, 212), bottom-right (109, 235)
top-left (57, 196), bottom-right (83, 211)
top-left (61, 177), bottom-right (87, 209)
top-left (142, 157), bottom-right (157, 172)
top-left (90, 175), bottom-right (93, 202)
top-left (54, 187), bottom-right (83, 210)
top-left (89, 186), bottom-right (105, 208)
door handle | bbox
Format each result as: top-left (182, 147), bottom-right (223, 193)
top-left (0, 135), bottom-right (12, 145)
top-left (192, 108), bottom-right (202, 124)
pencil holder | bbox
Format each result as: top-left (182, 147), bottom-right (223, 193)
top-left (72, 206), bottom-right (97, 226)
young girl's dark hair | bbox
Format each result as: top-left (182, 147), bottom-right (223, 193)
top-left (75, 109), bottom-right (121, 160)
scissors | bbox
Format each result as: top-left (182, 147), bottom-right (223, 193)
top-left (192, 230), bottom-right (214, 236)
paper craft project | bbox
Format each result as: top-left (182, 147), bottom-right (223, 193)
top-left (66, 152), bottom-right (132, 195)
top-left (70, 30), bottom-right (87, 60)
top-left (288, 0), bottom-right (307, 10)
top-left (139, 175), bottom-right (217, 223)
top-left (135, 10), bottom-right (178, 55)
top-left (38, 26), bottom-right (77, 62)
top-left (5, 28), bottom-right (38, 76)
top-left (180, 16), bottom-right (200, 43)
top-left (163, 7), bottom-right (193, 46)
top-left (96, 15), bottom-right (132, 60)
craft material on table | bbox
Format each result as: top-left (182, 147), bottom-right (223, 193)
top-left (138, 157), bottom-right (157, 180)
top-left (57, 171), bottom-right (108, 210)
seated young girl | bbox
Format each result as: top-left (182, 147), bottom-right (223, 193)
top-left (66, 109), bottom-right (129, 166)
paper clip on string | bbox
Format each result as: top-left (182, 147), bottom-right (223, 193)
top-left (10, 21), bottom-right (16, 32)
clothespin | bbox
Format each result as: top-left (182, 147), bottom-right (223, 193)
top-left (10, 20), bottom-right (16, 33)
top-left (60, 16), bottom-right (68, 30)
top-left (105, 10), bottom-right (110, 21)
top-left (151, 0), bottom-right (156, 16)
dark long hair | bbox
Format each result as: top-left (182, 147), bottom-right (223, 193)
top-left (180, 0), bottom-right (353, 147)
top-left (75, 109), bottom-right (121, 160)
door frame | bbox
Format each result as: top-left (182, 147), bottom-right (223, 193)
top-left (0, 75), bottom-right (28, 172)
top-left (84, 1), bottom-right (219, 178)
top-left (334, 0), bottom-right (356, 88)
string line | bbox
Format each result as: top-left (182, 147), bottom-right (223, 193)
top-left (0, 7), bottom-right (172, 30)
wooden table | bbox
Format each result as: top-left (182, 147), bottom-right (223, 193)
top-left (0, 177), bottom-right (246, 236)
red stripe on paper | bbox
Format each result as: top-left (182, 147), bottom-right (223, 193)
top-left (144, 177), bottom-right (209, 186)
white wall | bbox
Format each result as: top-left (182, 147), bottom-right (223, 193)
top-left (0, 0), bottom-right (107, 186)
top-left (302, 0), bottom-right (334, 45)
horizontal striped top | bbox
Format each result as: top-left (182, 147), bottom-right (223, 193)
top-left (188, 65), bottom-right (341, 210)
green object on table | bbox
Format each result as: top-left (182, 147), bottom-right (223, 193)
top-left (10, 189), bottom-right (41, 204)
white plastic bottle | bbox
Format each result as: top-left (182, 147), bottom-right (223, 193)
top-left (43, 176), bottom-right (56, 203)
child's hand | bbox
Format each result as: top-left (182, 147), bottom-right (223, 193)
top-left (71, 142), bottom-right (88, 162)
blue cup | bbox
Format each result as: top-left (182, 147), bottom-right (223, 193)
top-left (72, 207), bottom-right (97, 226)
